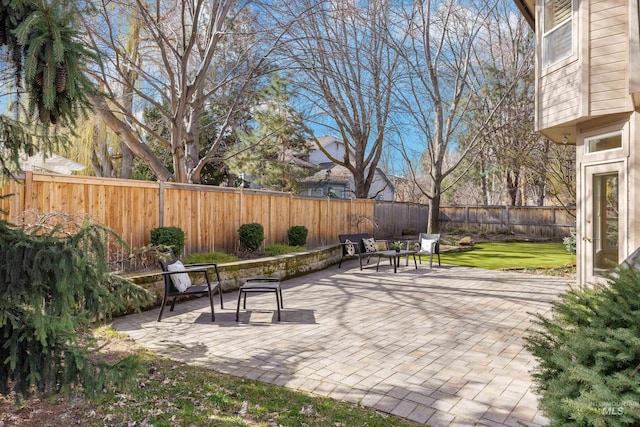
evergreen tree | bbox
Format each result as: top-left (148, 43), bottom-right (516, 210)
top-left (227, 73), bottom-right (312, 192)
top-left (0, 219), bottom-right (150, 399)
top-left (0, 0), bottom-right (93, 176)
top-left (526, 266), bottom-right (640, 425)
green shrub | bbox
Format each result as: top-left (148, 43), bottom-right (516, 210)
top-left (238, 223), bottom-right (264, 252)
top-left (563, 231), bottom-right (577, 254)
top-left (150, 226), bottom-right (185, 256)
top-left (183, 252), bottom-right (239, 264)
top-left (444, 226), bottom-right (478, 235)
top-left (264, 243), bottom-right (306, 256)
top-left (0, 219), bottom-right (149, 399)
top-left (496, 227), bottom-right (512, 235)
top-left (525, 266), bottom-right (640, 425)
top-left (287, 225), bottom-right (308, 247)
top-left (401, 228), bottom-right (416, 235)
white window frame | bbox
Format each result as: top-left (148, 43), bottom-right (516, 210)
top-left (578, 121), bottom-right (629, 164)
top-left (542, 0), bottom-right (574, 68)
top-left (584, 131), bottom-right (623, 155)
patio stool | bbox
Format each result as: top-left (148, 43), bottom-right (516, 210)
top-left (236, 277), bottom-right (283, 321)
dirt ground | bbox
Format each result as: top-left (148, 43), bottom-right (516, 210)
top-left (0, 331), bottom-right (142, 427)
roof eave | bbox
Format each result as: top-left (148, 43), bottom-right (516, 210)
top-left (513, 0), bottom-right (535, 29)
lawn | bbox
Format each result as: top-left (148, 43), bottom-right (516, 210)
top-left (438, 241), bottom-right (576, 270)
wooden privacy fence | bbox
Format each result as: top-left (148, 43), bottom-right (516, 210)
top-left (374, 202), bottom-right (576, 238)
top-left (1, 172), bottom-right (375, 255)
top-left (1, 173), bottom-right (577, 255)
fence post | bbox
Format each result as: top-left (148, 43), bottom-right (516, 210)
top-left (327, 196), bottom-right (331, 245)
top-left (158, 181), bottom-right (165, 227)
top-left (288, 192), bottom-right (293, 234)
top-left (23, 171), bottom-right (33, 215)
top-left (238, 187), bottom-right (243, 250)
top-left (506, 205), bottom-right (510, 229)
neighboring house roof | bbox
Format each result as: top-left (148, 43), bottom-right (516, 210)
top-left (301, 136), bottom-right (396, 200)
top-left (20, 152), bottom-right (86, 175)
top-left (282, 150), bottom-right (316, 168)
top-left (309, 135), bottom-right (356, 158)
top-left (513, 0), bottom-right (534, 28)
top-left (300, 162), bottom-right (396, 194)
top-left (300, 163), bottom-right (349, 185)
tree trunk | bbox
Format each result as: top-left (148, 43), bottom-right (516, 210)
top-left (479, 152), bottom-right (488, 205)
top-left (427, 193), bottom-right (441, 233)
top-left (427, 176), bottom-right (443, 233)
top-left (506, 170), bottom-right (520, 206)
top-left (353, 168), bottom-right (373, 199)
top-left (88, 93), bottom-right (173, 181)
top-left (119, 143), bottom-right (133, 179)
top-left (90, 125), bottom-right (114, 177)
top-left (184, 97), bottom-right (203, 184)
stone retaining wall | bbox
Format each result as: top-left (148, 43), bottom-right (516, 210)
top-left (123, 245), bottom-right (342, 313)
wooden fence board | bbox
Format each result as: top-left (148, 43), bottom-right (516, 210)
top-left (375, 204), bottom-right (575, 239)
top-left (1, 173), bottom-right (575, 255)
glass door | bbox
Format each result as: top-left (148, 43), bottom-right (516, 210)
top-left (583, 162), bottom-right (625, 284)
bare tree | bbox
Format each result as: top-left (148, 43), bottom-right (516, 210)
top-left (471, 3), bottom-right (538, 207)
top-left (393, 0), bottom-right (527, 233)
top-left (272, 0), bottom-right (404, 199)
top-left (446, 2), bottom-right (575, 210)
top-left (80, 0), bottom-right (272, 183)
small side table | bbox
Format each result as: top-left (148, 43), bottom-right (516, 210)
top-left (236, 277), bottom-right (283, 321)
top-left (375, 250), bottom-right (417, 273)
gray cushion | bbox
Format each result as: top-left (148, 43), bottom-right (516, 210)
top-left (167, 260), bottom-right (192, 292)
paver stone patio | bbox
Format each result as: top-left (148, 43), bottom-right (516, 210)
top-left (112, 261), bottom-right (571, 426)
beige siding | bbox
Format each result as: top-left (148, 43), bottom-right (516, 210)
top-left (589, 0), bottom-right (629, 115)
top-left (538, 61), bottom-right (581, 128)
top-left (590, 0), bottom-right (625, 13)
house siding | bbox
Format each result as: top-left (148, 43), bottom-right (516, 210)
top-left (589, 0), bottom-right (630, 115)
top-left (538, 61), bottom-right (581, 128)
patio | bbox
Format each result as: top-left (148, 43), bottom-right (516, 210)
top-left (111, 260), bottom-right (570, 426)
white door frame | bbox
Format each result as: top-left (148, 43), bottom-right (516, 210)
top-left (581, 160), bottom-right (627, 285)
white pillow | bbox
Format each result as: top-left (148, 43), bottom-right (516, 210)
top-left (166, 260), bottom-right (192, 292)
top-left (420, 239), bottom-right (435, 253)
top-left (344, 239), bottom-right (355, 255)
top-left (362, 237), bottom-right (377, 253)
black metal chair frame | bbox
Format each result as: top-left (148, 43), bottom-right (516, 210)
top-left (235, 277), bottom-right (283, 321)
top-left (337, 233), bottom-right (379, 270)
top-left (158, 255), bottom-right (224, 322)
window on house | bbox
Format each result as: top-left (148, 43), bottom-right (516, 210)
top-left (586, 131), bottom-right (622, 154)
top-left (543, 0), bottom-right (573, 67)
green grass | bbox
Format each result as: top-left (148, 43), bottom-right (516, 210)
top-left (72, 328), bottom-right (421, 427)
top-left (438, 242), bottom-right (575, 270)
top-left (264, 243), bottom-right (307, 256)
top-left (183, 251), bottom-right (240, 264)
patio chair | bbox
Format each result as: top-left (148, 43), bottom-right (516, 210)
top-left (337, 233), bottom-right (382, 270)
top-left (236, 277), bottom-right (283, 321)
top-left (414, 233), bottom-right (441, 268)
top-left (157, 253), bottom-right (224, 322)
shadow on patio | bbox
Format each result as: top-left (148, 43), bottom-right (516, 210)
top-left (112, 260), bottom-right (571, 426)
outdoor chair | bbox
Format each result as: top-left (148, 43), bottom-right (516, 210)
top-left (236, 277), bottom-right (283, 321)
top-left (413, 233), bottom-right (441, 268)
top-left (337, 233), bottom-right (382, 270)
top-left (157, 253), bottom-right (224, 322)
